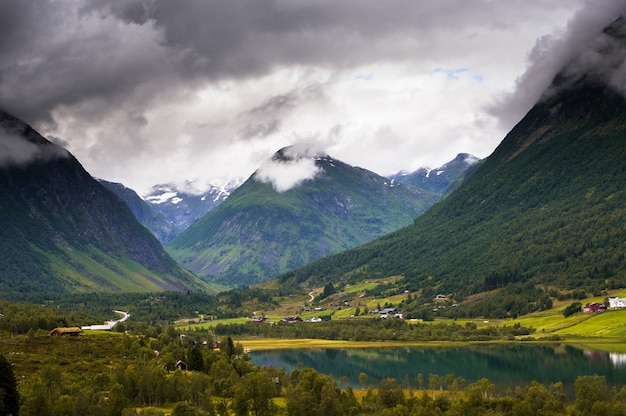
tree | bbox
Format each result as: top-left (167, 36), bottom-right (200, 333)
top-left (428, 374), bottom-right (439, 399)
top-left (563, 302), bottom-right (582, 317)
top-left (221, 336), bottom-right (236, 360)
top-left (188, 344), bottom-right (204, 371)
top-left (233, 370), bottom-right (277, 416)
top-left (0, 353), bottom-right (19, 416)
top-left (377, 378), bottom-right (405, 409)
top-left (358, 372), bottom-right (368, 389)
top-left (417, 373), bottom-right (424, 390)
top-left (575, 375), bottom-right (607, 414)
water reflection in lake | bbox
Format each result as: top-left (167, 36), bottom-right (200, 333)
top-left (250, 344), bottom-right (626, 395)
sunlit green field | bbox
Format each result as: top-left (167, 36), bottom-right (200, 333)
top-left (554, 309), bottom-right (626, 337)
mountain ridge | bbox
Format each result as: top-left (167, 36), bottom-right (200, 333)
top-left (167, 150), bottom-right (471, 287)
top-left (276, 17), bottom-right (626, 317)
top-left (0, 110), bottom-right (212, 293)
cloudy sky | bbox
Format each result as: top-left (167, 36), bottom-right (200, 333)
top-left (1, 0), bottom-right (624, 195)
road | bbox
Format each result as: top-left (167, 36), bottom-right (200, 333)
top-left (81, 310), bottom-right (130, 331)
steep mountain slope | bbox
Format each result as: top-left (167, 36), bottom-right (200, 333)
top-left (389, 153), bottom-right (481, 195)
top-left (98, 179), bottom-right (179, 244)
top-left (0, 110), bottom-right (211, 293)
top-left (144, 184), bottom-right (232, 232)
top-left (167, 149), bottom-right (442, 286)
top-left (279, 18), bottom-right (626, 305)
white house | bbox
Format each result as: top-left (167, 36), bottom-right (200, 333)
top-left (608, 297), bottom-right (626, 308)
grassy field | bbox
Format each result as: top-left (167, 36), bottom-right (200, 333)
top-left (238, 338), bottom-right (468, 351)
top-left (175, 285), bottom-right (626, 353)
top-left (554, 309), bottom-right (626, 337)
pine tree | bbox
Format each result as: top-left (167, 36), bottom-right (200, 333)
top-left (0, 353), bottom-right (19, 416)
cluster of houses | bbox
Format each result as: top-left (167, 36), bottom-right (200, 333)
top-left (280, 316), bottom-right (303, 323)
top-left (370, 307), bottom-right (403, 319)
top-left (583, 297), bottom-right (626, 313)
top-left (251, 315), bottom-right (323, 324)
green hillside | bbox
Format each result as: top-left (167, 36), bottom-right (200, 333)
top-left (168, 152), bottom-right (442, 287)
top-left (98, 179), bottom-right (179, 244)
top-left (0, 110), bottom-right (213, 293)
top-left (278, 24), bottom-right (626, 313)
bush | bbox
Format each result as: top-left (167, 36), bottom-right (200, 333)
top-left (563, 302), bottom-right (582, 318)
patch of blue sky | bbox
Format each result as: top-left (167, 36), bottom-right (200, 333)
top-left (355, 73), bottom-right (374, 81)
top-left (472, 74), bottom-right (485, 83)
top-left (433, 67), bottom-right (469, 80)
top-left (433, 67), bottom-right (486, 84)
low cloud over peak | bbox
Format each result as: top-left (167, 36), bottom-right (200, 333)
top-left (255, 144), bottom-right (325, 192)
top-left (487, 0), bottom-right (626, 128)
top-left (0, 113), bottom-right (69, 167)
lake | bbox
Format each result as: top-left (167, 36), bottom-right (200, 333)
top-left (250, 344), bottom-right (626, 395)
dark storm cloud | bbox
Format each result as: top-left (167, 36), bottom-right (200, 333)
top-left (87, 0), bottom-right (527, 77)
top-left (488, 0), bottom-right (626, 128)
top-left (0, 0), bottom-right (567, 126)
top-left (0, 0), bottom-right (173, 125)
top-left (0, 0), bottom-right (594, 193)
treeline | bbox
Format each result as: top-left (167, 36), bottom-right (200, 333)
top-left (2, 330), bottom-right (624, 416)
top-left (0, 300), bottom-right (97, 335)
top-left (0, 289), bottom-right (283, 330)
top-left (210, 319), bottom-right (533, 342)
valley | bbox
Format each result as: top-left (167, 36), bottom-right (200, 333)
top-left (1, 287), bottom-right (626, 415)
top-left (2, 6), bottom-right (626, 416)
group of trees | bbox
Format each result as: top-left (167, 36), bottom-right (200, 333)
top-left (0, 298), bottom-right (621, 415)
top-left (4, 333), bottom-right (625, 416)
top-left (211, 318), bottom-right (533, 342)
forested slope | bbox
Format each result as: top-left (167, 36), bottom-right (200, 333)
top-left (279, 19), bottom-right (626, 303)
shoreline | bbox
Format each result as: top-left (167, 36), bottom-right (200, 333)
top-left (237, 337), bottom-right (626, 353)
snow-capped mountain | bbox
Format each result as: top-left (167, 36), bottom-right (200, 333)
top-left (389, 153), bottom-right (481, 195)
top-left (143, 183), bottom-right (234, 233)
top-left (167, 148), bottom-right (445, 287)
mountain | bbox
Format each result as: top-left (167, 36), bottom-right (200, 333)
top-left (167, 149), bottom-right (446, 286)
top-left (144, 183), bottom-right (231, 232)
top-left (0, 110), bottom-right (212, 293)
top-left (278, 17), bottom-right (626, 313)
top-left (389, 153), bottom-right (481, 195)
top-left (98, 179), bottom-right (179, 244)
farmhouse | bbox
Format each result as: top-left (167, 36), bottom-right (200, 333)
top-left (50, 327), bottom-right (82, 337)
top-left (583, 303), bottom-right (607, 313)
top-left (281, 316), bottom-right (303, 323)
top-left (608, 297), bottom-right (626, 308)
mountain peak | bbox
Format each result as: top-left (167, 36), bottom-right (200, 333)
top-left (168, 153), bottom-right (448, 286)
top-left (273, 144), bottom-right (328, 162)
top-left (0, 110), bottom-right (210, 293)
top-left (254, 145), bottom-right (329, 192)
top-left (543, 15), bottom-right (626, 103)
top-left (0, 110), bottom-right (69, 167)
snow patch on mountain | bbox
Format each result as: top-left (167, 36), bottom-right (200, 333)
top-left (145, 191), bottom-right (178, 204)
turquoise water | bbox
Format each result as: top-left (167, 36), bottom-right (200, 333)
top-left (250, 344), bottom-right (626, 395)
